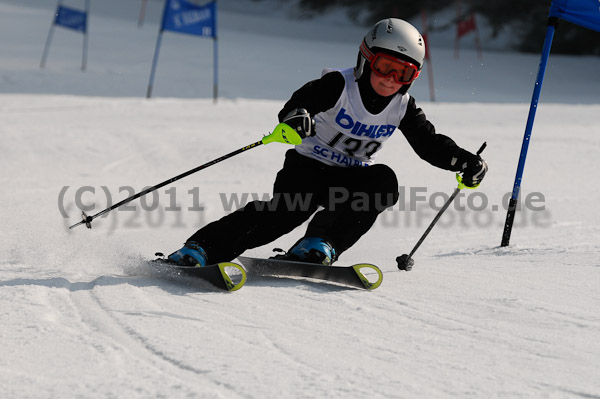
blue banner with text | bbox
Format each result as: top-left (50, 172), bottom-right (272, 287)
top-left (162, 0), bottom-right (216, 38)
top-left (55, 5), bottom-right (87, 33)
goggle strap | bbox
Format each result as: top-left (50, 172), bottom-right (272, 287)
top-left (359, 40), bottom-right (375, 62)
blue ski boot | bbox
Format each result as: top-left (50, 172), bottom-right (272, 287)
top-left (285, 237), bottom-right (337, 266)
top-left (167, 241), bottom-right (208, 267)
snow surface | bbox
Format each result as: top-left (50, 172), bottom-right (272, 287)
top-left (1, 0), bottom-right (599, 398)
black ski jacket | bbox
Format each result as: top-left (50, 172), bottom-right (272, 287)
top-left (278, 70), bottom-right (473, 171)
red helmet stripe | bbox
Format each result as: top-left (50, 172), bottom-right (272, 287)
top-left (359, 40), bottom-right (375, 62)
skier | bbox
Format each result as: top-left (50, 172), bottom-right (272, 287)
top-left (167, 18), bottom-right (488, 267)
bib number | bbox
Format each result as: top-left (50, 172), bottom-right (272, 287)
top-left (328, 132), bottom-right (382, 159)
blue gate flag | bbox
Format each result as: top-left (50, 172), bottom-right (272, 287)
top-left (147, 0), bottom-right (218, 99)
top-left (162, 0), bottom-right (216, 38)
top-left (55, 5), bottom-right (87, 33)
top-left (502, 0), bottom-right (600, 247)
top-left (549, 0), bottom-right (600, 32)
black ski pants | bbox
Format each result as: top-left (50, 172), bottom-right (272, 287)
top-left (187, 150), bottom-right (399, 263)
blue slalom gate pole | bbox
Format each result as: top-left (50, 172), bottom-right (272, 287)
top-left (146, 32), bottom-right (164, 99)
top-left (211, 0), bottom-right (218, 103)
top-left (82, 0), bottom-right (90, 71)
top-left (40, 0), bottom-right (62, 69)
top-left (146, 0), bottom-right (169, 99)
top-left (213, 24), bottom-right (218, 103)
top-left (501, 17), bottom-right (558, 247)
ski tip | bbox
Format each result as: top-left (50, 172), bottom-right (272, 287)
top-left (352, 264), bottom-right (383, 290)
top-left (217, 262), bottom-right (247, 291)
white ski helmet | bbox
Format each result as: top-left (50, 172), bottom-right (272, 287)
top-left (356, 18), bottom-right (426, 82)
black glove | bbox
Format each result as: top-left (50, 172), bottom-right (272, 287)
top-left (282, 108), bottom-right (315, 139)
top-left (460, 154), bottom-right (488, 188)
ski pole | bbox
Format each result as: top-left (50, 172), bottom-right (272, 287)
top-left (396, 142), bottom-right (487, 271)
top-left (69, 123), bottom-right (302, 230)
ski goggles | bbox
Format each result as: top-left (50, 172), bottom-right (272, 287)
top-left (369, 53), bottom-right (420, 85)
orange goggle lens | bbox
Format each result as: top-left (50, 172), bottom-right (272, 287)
top-left (370, 53), bottom-right (419, 84)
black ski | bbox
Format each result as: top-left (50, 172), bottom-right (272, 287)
top-left (150, 259), bottom-right (246, 291)
top-left (237, 256), bottom-right (382, 290)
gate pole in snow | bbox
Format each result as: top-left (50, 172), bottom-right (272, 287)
top-left (213, 12), bottom-right (218, 103)
top-left (40, 0), bottom-right (63, 69)
top-left (146, 0), bottom-right (168, 99)
top-left (138, 0), bottom-right (148, 27)
top-left (82, 0), bottom-right (90, 71)
top-left (501, 17), bottom-right (558, 247)
top-left (420, 8), bottom-right (435, 102)
top-left (146, 31), bottom-right (164, 98)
